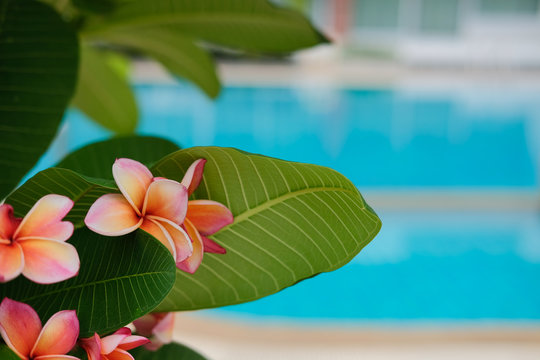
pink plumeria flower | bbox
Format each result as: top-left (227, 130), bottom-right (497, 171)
top-left (80, 327), bottom-right (149, 360)
top-left (84, 158), bottom-right (193, 266)
top-left (0, 195), bottom-right (79, 284)
top-left (0, 297), bottom-right (80, 360)
top-left (133, 312), bottom-right (174, 351)
top-left (177, 159), bottom-right (233, 273)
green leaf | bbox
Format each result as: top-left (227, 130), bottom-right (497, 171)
top-left (0, 345), bottom-right (19, 360)
top-left (101, 28), bottom-right (220, 98)
top-left (130, 342), bottom-right (208, 360)
top-left (150, 147), bottom-right (381, 311)
top-left (5, 135), bottom-right (180, 227)
top-left (5, 167), bottom-right (116, 227)
top-left (0, 0), bottom-right (79, 199)
top-left (56, 135), bottom-right (181, 179)
top-left (0, 228), bottom-right (177, 337)
top-left (72, 45), bottom-right (138, 134)
top-left (83, 0), bottom-right (329, 53)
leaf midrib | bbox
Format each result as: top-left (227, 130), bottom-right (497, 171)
top-left (16, 271), bottom-right (169, 302)
top-left (83, 13), bottom-right (312, 37)
top-left (227, 186), bottom-right (359, 226)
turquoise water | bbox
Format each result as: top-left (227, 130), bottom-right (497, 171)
top-left (39, 83), bottom-right (540, 321)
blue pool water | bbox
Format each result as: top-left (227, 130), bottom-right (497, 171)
top-left (37, 83), bottom-right (540, 321)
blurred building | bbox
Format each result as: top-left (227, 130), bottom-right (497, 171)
top-left (281, 0), bottom-right (540, 67)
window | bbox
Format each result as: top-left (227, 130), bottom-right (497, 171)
top-left (479, 0), bottom-right (539, 14)
top-left (354, 0), bottom-right (400, 29)
top-left (420, 0), bottom-right (459, 34)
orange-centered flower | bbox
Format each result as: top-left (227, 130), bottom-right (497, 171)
top-left (0, 297), bottom-right (80, 360)
top-left (84, 158), bottom-right (193, 266)
top-left (0, 195), bottom-right (79, 284)
top-left (80, 327), bottom-right (149, 360)
top-left (133, 312), bottom-right (174, 351)
top-left (177, 159), bottom-right (233, 273)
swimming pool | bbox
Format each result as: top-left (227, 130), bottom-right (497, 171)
top-left (39, 83), bottom-right (540, 322)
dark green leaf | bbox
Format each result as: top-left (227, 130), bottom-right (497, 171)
top-left (101, 29), bottom-right (220, 98)
top-left (83, 0), bottom-right (329, 53)
top-left (56, 135), bottom-right (180, 179)
top-left (150, 147), bottom-right (381, 311)
top-left (5, 167), bottom-right (116, 227)
top-left (72, 45), bottom-right (138, 134)
top-left (72, 0), bottom-right (115, 14)
top-left (0, 345), bottom-right (19, 360)
top-left (130, 342), bottom-right (208, 360)
top-left (0, 0), bottom-right (79, 199)
top-left (0, 228), bottom-right (177, 337)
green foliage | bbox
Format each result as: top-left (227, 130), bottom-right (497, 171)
top-left (83, 0), bottom-right (328, 53)
top-left (0, 345), bottom-right (19, 359)
top-left (131, 343), bottom-right (208, 360)
top-left (0, 228), bottom-right (177, 337)
top-left (72, 45), bottom-right (138, 134)
top-left (57, 135), bottom-right (180, 178)
top-left (151, 147), bottom-right (381, 311)
top-left (0, 0), bottom-right (78, 199)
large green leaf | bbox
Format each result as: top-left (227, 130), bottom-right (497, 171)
top-left (130, 343), bottom-right (208, 360)
top-left (5, 167), bottom-right (116, 228)
top-left (56, 135), bottom-right (180, 178)
top-left (101, 28), bottom-right (220, 98)
top-left (6, 136), bottom-right (180, 226)
top-left (83, 0), bottom-right (328, 53)
top-left (72, 45), bottom-right (138, 134)
top-left (0, 228), bottom-right (177, 337)
top-left (0, 345), bottom-right (19, 360)
top-left (150, 147), bottom-right (381, 311)
top-left (0, 0), bottom-right (79, 199)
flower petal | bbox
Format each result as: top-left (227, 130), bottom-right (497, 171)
top-left (34, 355), bottom-right (81, 360)
top-left (0, 298), bottom-right (42, 359)
top-left (155, 218), bottom-right (193, 263)
top-left (106, 349), bottom-right (135, 360)
top-left (19, 239), bottom-right (79, 284)
top-left (14, 195), bottom-right (74, 242)
top-left (201, 235), bottom-right (227, 254)
top-left (0, 205), bottom-right (20, 241)
top-left (100, 327), bottom-right (131, 354)
top-left (143, 179), bottom-right (188, 225)
top-left (132, 314), bottom-right (157, 338)
top-left (187, 200), bottom-right (233, 236)
top-left (31, 310), bottom-right (79, 357)
top-left (0, 243), bottom-right (24, 283)
top-left (177, 219), bottom-right (204, 274)
top-left (85, 194), bottom-right (143, 236)
top-left (112, 158), bottom-right (153, 214)
top-left (151, 313), bottom-right (174, 345)
top-left (118, 335), bottom-right (150, 351)
top-left (140, 219), bottom-right (177, 261)
top-left (80, 333), bottom-right (101, 360)
top-left (181, 159), bottom-right (206, 196)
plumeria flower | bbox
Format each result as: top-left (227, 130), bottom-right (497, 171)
top-left (0, 297), bottom-right (80, 360)
top-left (133, 312), bottom-right (174, 351)
top-left (84, 158), bottom-right (193, 266)
top-left (177, 159), bottom-right (233, 273)
top-left (0, 195), bottom-right (79, 284)
top-left (80, 327), bottom-right (149, 360)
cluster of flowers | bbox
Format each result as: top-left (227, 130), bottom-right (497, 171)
top-left (0, 158), bottom-right (233, 358)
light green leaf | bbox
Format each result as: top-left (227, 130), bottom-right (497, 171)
top-left (130, 342), bottom-right (208, 360)
top-left (0, 0), bottom-right (78, 199)
top-left (83, 0), bottom-right (329, 53)
top-left (0, 228), bottom-right (177, 337)
top-left (72, 45), bottom-right (137, 134)
top-left (102, 28), bottom-right (220, 98)
top-left (150, 147), bottom-right (381, 311)
top-left (56, 135), bottom-right (180, 179)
